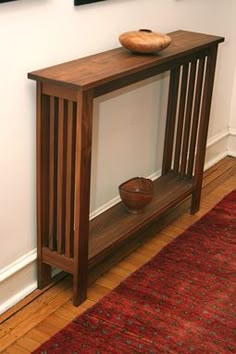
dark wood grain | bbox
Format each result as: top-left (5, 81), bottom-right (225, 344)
top-left (48, 96), bottom-right (56, 251)
top-left (29, 30), bottom-right (224, 306)
top-left (73, 90), bottom-right (93, 305)
top-left (89, 173), bottom-right (193, 265)
top-left (174, 63), bottom-right (189, 173)
top-left (187, 56), bottom-right (206, 177)
top-left (57, 98), bottom-right (65, 254)
top-left (180, 59), bottom-right (197, 177)
top-left (65, 101), bottom-right (74, 258)
top-left (28, 31), bottom-right (224, 91)
top-left (162, 66), bottom-right (180, 174)
top-left (40, 173), bottom-right (193, 273)
top-left (191, 46), bottom-right (219, 213)
top-left (36, 84), bottom-right (51, 288)
top-left (42, 82), bottom-right (77, 101)
top-left (42, 247), bottom-right (74, 274)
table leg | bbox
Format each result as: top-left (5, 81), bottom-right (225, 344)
top-left (73, 89), bottom-right (93, 306)
top-left (191, 45), bottom-right (218, 214)
top-left (36, 82), bottom-right (52, 288)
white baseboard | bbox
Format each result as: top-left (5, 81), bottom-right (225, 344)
top-left (206, 129), bottom-right (229, 148)
top-left (0, 281), bottom-right (37, 315)
top-left (204, 151), bottom-right (229, 171)
top-left (228, 128), bottom-right (236, 157)
top-left (0, 249), bottom-right (37, 283)
top-left (204, 130), bottom-right (229, 170)
top-left (227, 151), bottom-right (236, 157)
top-left (229, 128), bottom-right (236, 136)
top-left (0, 129), bottom-right (232, 315)
top-left (0, 259), bottom-right (61, 315)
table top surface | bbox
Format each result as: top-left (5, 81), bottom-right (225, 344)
top-left (28, 30), bottom-right (224, 90)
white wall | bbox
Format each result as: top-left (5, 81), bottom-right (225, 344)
top-left (0, 0), bottom-right (235, 313)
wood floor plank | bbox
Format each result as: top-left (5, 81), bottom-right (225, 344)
top-left (1, 157), bottom-right (235, 353)
top-left (0, 280), bottom-right (73, 350)
top-left (136, 246), bottom-right (162, 259)
top-left (107, 265), bottom-right (133, 278)
top-left (34, 321), bottom-right (60, 337)
top-left (159, 225), bottom-right (185, 238)
top-left (141, 239), bottom-right (168, 254)
top-left (118, 252), bottom-right (149, 269)
top-left (23, 328), bottom-right (49, 345)
top-left (14, 336), bottom-right (40, 352)
top-left (0, 333), bottom-right (19, 353)
top-left (3, 343), bottom-right (28, 354)
top-left (87, 283), bottom-right (110, 302)
top-left (11, 287), bottom-right (73, 337)
top-left (44, 313), bottom-right (69, 332)
top-left (0, 272), bottom-right (67, 325)
top-left (95, 271), bottom-right (126, 289)
top-left (56, 299), bottom-right (95, 322)
top-left (0, 277), bottom-right (72, 338)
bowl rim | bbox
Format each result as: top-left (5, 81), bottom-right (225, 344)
top-left (119, 177), bottom-right (153, 194)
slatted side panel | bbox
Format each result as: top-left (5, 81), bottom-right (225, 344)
top-left (162, 53), bottom-right (207, 179)
top-left (42, 94), bottom-right (76, 258)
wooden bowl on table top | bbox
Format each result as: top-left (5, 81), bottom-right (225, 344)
top-left (119, 29), bottom-right (172, 54)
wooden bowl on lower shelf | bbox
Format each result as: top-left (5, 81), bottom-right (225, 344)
top-left (119, 177), bottom-right (154, 214)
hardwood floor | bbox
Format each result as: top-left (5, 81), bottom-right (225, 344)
top-left (1, 156), bottom-right (236, 353)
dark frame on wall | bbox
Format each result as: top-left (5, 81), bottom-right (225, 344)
top-left (0, 0), bottom-right (18, 3)
top-left (74, 0), bottom-right (106, 5)
top-left (0, 0), bottom-right (106, 4)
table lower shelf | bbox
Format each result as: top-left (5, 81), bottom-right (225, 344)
top-left (89, 172), bottom-right (194, 265)
top-left (41, 172), bottom-right (194, 274)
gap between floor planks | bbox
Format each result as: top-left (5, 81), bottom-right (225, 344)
top-left (0, 156), bottom-right (236, 353)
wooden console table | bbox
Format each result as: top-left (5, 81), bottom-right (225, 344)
top-left (28, 30), bottom-right (224, 306)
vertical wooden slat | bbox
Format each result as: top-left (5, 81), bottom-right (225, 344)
top-left (36, 83), bottom-right (51, 288)
top-left (162, 66), bottom-right (180, 175)
top-left (71, 103), bottom-right (77, 258)
top-left (57, 98), bottom-right (64, 254)
top-left (180, 59), bottom-right (197, 177)
top-left (65, 101), bottom-right (74, 258)
top-left (187, 56), bottom-right (206, 177)
top-left (173, 64), bottom-right (189, 173)
top-left (191, 46), bottom-right (218, 214)
top-left (73, 89), bottom-right (93, 306)
top-left (48, 96), bottom-right (55, 251)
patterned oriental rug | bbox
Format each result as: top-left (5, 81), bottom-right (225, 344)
top-left (33, 191), bottom-right (236, 354)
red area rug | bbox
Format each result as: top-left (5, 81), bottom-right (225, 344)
top-left (33, 191), bottom-right (236, 353)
